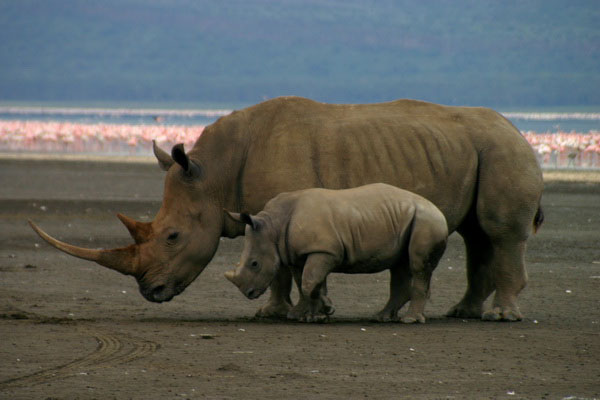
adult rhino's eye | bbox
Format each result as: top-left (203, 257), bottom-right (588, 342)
top-left (250, 260), bottom-right (259, 269)
top-left (167, 232), bottom-right (179, 242)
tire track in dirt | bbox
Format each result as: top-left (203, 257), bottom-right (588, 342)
top-left (0, 326), bottom-right (159, 389)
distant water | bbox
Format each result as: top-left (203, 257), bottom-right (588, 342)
top-left (502, 112), bottom-right (600, 133)
top-left (0, 106), bottom-right (229, 126)
top-left (0, 106), bottom-right (599, 133)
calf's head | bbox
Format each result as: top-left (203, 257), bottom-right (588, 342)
top-left (30, 142), bottom-right (223, 303)
top-left (223, 211), bottom-right (280, 300)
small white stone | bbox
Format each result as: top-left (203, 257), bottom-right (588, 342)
top-left (360, 328), bottom-right (366, 331)
top-left (238, 328), bottom-right (246, 332)
top-left (565, 290), bottom-right (572, 294)
top-left (507, 391), bottom-right (515, 395)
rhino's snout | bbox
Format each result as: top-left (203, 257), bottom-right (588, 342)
top-left (140, 283), bottom-right (179, 303)
top-left (225, 269), bottom-right (267, 299)
top-left (245, 287), bottom-right (266, 300)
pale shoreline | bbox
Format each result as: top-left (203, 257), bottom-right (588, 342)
top-left (2, 152), bottom-right (599, 182)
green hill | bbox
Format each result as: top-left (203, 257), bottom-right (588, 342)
top-left (1, 0), bottom-right (598, 107)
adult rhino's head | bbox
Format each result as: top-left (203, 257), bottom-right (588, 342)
top-left (30, 141), bottom-right (224, 303)
top-left (223, 211), bottom-right (281, 300)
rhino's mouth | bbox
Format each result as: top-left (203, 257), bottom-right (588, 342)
top-left (140, 282), bottom-right (187, 303)
top-left (245, 287), bottom-right (267, 300)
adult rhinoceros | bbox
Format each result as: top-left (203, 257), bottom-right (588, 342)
top-left (30, 96), bottom-right (543, 321)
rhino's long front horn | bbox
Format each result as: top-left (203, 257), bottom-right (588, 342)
top-left (29, 220), bottom-right (137, 276)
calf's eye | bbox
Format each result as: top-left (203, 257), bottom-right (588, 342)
top-left (167, 232), bottom-right (179, 241)
top-left (250, 260), bottom-right (259, 268)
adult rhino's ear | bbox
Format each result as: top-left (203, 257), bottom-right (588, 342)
top-left (224, 210), bottom-right (258, 230)
top-left (171, 143), bottom-right (202, 178)
top-left (153, 140), bottom-right (174, 171)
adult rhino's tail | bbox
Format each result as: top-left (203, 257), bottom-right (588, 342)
top-left (533, 205), bottom-right (544, 234)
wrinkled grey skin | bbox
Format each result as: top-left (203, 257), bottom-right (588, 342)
top-left (225, 183), bottom-right (449, 323)
top-left (30, 96), bottom-right (543, 321)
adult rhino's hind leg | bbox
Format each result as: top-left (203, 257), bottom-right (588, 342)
top-left (446, 226), bottom-right (495, 319)
top-left (451, 236), bottom-right (529, 322)
top-left (255, 267), bottom-right (293, 318)
top-left (449, 157), bottom-right (541, 322)
top-left (481, 240), bottom-right (528, 321)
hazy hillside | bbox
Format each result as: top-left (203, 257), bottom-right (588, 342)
top-left (1, 0), bottom-right (598, 107)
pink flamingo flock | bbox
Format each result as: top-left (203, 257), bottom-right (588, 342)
top-left (0, 120), bottom-right (599, 168)
top-left (522, 131), bottom-right (600, 169)
top-left (0, 120), bottom-right (203, 155)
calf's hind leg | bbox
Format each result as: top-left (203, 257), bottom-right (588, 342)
top-left (374, 266), bottom-right (411, 322)
top-left (402, 232), bottom-right (447, 324)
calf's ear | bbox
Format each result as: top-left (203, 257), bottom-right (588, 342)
top-left (224, 210), bottom-right (258, 230)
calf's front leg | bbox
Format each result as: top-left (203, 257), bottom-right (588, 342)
top-left (287, 267), bottom-right (335, 320)
top-left (299, 253), bottom-right (336, 323)
top-left (255, 266), bottom-right (293, 318)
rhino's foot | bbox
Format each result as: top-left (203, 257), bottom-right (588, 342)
top-left (299, 313), bottom-right (330, 323)
top-left (373, 309), bottom-right (400, 323)
top-left (255, 301), bottom-right (292, 319)
top-left (446, 301), bottom-right (483, 319)
top-left (481, 306), bottom-right (523, 322)
top-left (401, 313), bottom-right (426, 324)
top-left (287, 296), bottom-right (335, 321)
top-left (321, 295), bottom-right (336, 316)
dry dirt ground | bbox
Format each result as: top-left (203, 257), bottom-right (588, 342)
top-left (0, 157), bottom-right (599, 400)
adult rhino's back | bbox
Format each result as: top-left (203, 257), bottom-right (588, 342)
top-left (238, 96), bottom-right (528, 231)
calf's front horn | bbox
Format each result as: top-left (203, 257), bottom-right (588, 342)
top-left (29, 220), bottom-right (137, 276)
top-left (224, 270), bottom-right (238, 285)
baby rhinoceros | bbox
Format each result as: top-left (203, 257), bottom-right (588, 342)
top-left (224, 183), bottom-right (448, 323)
